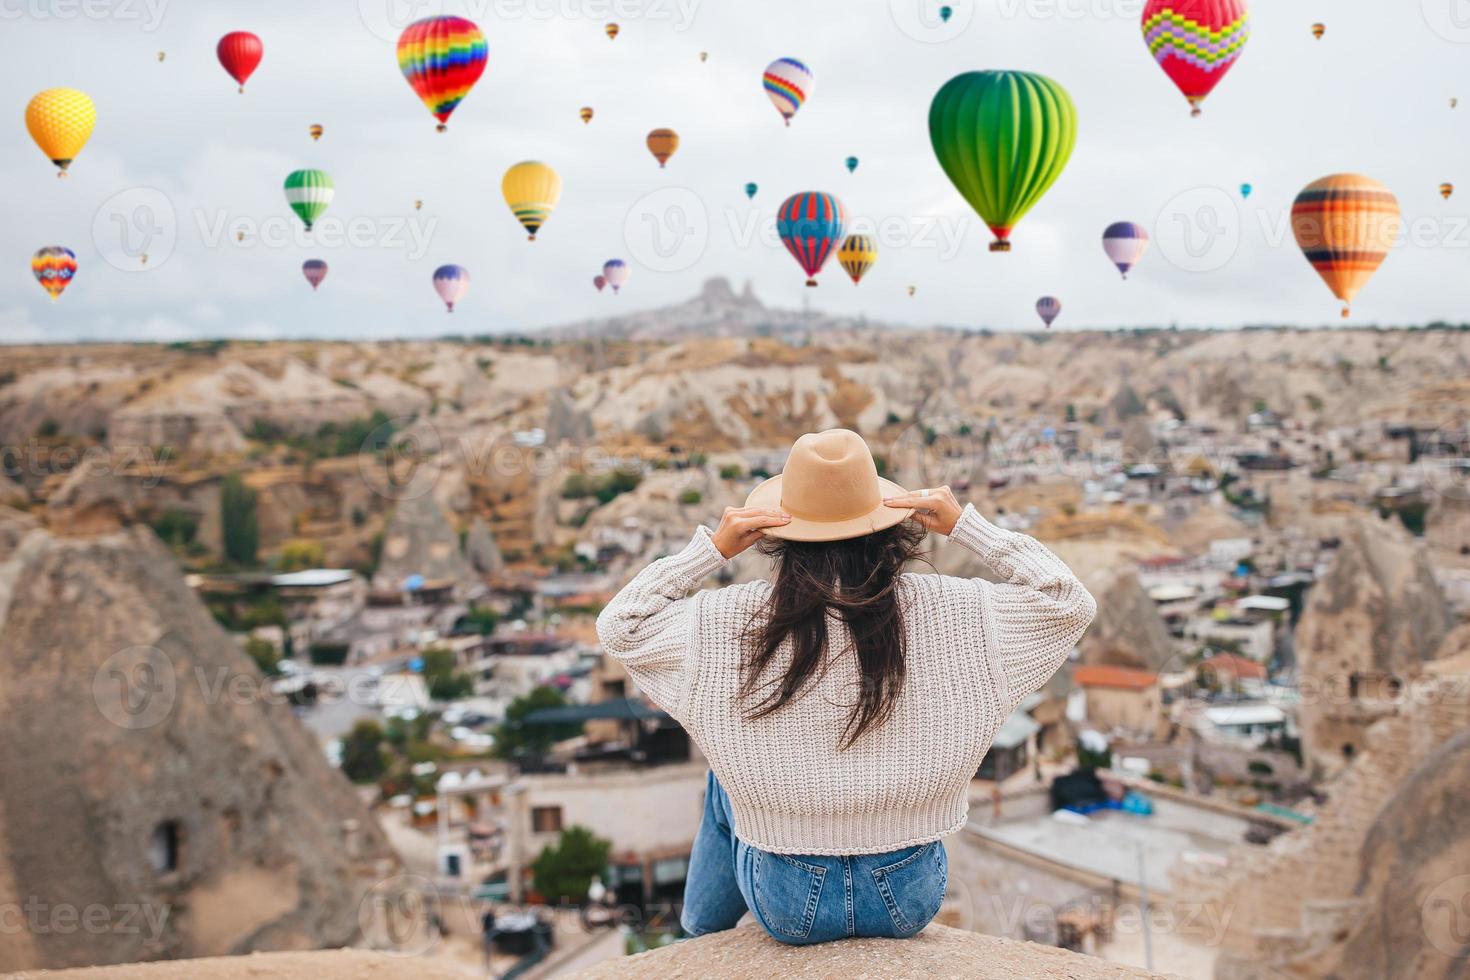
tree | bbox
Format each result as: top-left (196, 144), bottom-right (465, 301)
top-left (277, 538), bottom-right (325, 572)
top-left (532, 825), bottom-right (612, 904)
top-left (341, 720), bottom-right (387, 784)
top-left (421, 647), bottom-right (473, 701)
top-left (244, 636), bottom-right (280, 675)
top-left (220, 473), bottom-right (259, 567)
top-left (494, 686), bottom-right (582, 760)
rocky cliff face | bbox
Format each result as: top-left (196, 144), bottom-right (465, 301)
top-left (0, 509), bottom-right (395, 972)
top-left (1078, 568), bottom-right (1175, 671)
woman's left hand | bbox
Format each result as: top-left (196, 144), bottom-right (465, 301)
top-left (883, 485), bottom-right (963, 536)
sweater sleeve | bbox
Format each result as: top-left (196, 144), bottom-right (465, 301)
top-left (595, 525), bottom-right (729, 719)
top-left (947, 504), bottom-right (1097, 711)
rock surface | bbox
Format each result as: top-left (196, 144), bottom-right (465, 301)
top-left (0, 949), bottom-right (478, 979)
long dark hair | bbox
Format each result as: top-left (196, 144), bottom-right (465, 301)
top-left (739, 520), bottom-right (929, 750)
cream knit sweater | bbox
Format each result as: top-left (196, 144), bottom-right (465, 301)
top-left (595, 504), bottom-right (1096, 856)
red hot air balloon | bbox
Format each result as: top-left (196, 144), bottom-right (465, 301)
top-left (217, 31), bottom-right (264, 94)
top-left (593, 275), bottom-right (607, 293)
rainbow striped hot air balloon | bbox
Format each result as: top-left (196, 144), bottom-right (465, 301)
top-left (778, 192), bottom-right (846, 287)
top-left (433, 264), bottom-right (469, 312)
top-left (1036, 296), bottom-right (1062, 328)
top-left (837, 234), bottom-right (877, 285)
top-left (764, 57), bottom-right (814, 127)
top-left (1142, 0), bottom-right (1250, 117)
top-left (32, 247), bottom-right (77, 302)
top-left (502, 161), bottom-right (562, 241)
top-left (1292, 174), bottom-right (1400, 319)
top-left (26, 88), bottom-right (96, 177)
top-left (302, 259), bottom-right (328, 291)
top-left (284, 169), bottom-right (333, 231)
top-left (1103, 222), bottom-right (1150, 279)
top-left (397, 16), bottom-right (488, 132)
top-left (603, 259), bottom-right (629, 294)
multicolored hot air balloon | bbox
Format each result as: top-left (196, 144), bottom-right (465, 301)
top-left (593, 274), bottom-right (607, 293)
top-left (580, 106), bottom-right (594, 124)
top-left (647, 128), bottom-right (680, 168)
top-left (302, 259), bottom-right (328, 291)
top-left (1241, 183), bottom-right (1253, 199)
top-left (433, 265), bottom-right (469, 312)
top-left (217, 31), bottom-right (263, 93)
top-left (502, 161), bottom-right (561, 241)
top-left (284, 169), bottom-right (334, 231)
top-left (1142, 0), bottom-right (1250, 117)
top-left (32, 247), bottom-right (77, 302)
top-left (777, 192), bottom-right (846, 287)
top-left (929, 71), bottom-right (1077, 252)
top-left (1103, 222), bottom-right (1150, 279)
top-left (837, 234), bottom-right (877, 285)
top-left (603, 259), bottom-right (629, 294)
top-left (605, 23), bottom-right (619, 40)
top-left (1311, 22), bottom-right (1325, 40)
top-left (309, 123), bottom-right (323, 141)
top-left (1036, 296), bottom-right (1061, 328)
top-left (764, 57), bottom-right (814, 127)
top-left (845, 156), bottom-right (859, 174)
top-left (25, 88), bottom-right (95, 177)
top-left (397, 16), bottom-right (488, 132)
top-left (745, 182), bottom-right (758, 200)
top-left (1441, 182), bottom-right (1454, 201)
top-left (1292, 174), bottom-right (1400, 319)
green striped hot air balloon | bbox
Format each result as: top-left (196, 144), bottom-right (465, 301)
top-left (284, 169), bottom-right (334, 231)
top-left (929, 71), bottom-right (1077, 252)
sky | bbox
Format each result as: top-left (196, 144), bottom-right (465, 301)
top-left (3, 0), bottom-right (1469, 342)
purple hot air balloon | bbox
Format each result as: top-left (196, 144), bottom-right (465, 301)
top-left (1036, 296), bottom-right (1061, 328)
top-left (302, 259), bottom-right (328, 291)
top-left (593, 274), bottom-right (607, 293)
top-left (433, 264), bottom-right (469, 312)
top-left (603, 259), bottom-right (629, 295)
top-left (777, 191), bottom-right (847, 286)
top-left (1102, 222), bottom-right (1150, 280)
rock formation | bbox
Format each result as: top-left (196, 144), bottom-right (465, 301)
top-left (463, 515), bottom-right (504, 575)
top-left (373, 492), bottom-right (476, 592)
top-left (1078, 568), bottom-right (1176, 672)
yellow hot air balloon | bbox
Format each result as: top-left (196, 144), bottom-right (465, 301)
top-left (502, 161), bottom-right (562, 241)
top-left (579, 106), bottom-right (594, 124)
top-left (646, 128), bottom-right (680, 168)
top-left (837, 234), bottom-right (877, 285)
top-left (309, 123), bottom-right (324, 141)
top-left (605, 23), bottom-right (619, 40)
top-left (1442, 182), bottom-right (1455, 200)
top-left (1311, 22), bottom-right (1325, 40)
top-left (1292, 174), bottom-right (1400, 319)
top-left (26, 88), bottom-right (96, 177)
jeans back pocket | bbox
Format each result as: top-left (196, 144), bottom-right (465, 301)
top-left (870, 842), bottom-right (947, 937)
top-left (752, 851), bottom-right (826, 940)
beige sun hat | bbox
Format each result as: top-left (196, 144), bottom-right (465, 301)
top-left (744, 428), bottom-right (913, 542)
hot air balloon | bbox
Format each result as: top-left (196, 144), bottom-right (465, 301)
top-left (745, 182), bottom-right (758, 200)
top-left (433, 265), bottom-right (469, 312)
top-left (605, 23), bottom-right (619, 39)
top-left (764, 57), bottom-right (814, 127)
top-left (1103, 222), bottom-right (1150, 279)
top-left (777, 192), bottom-right (846, 287)
top-left (284, 169), bottom-right (334, 231)
top-left (25, 89), bottom-right (95, 178)
top-left (1441, 183), bottom-right (1455, 200)
top-left (580, 106), bottom-right (594, 124)
top-left (32, 247), bottom-right (76, 302)
top-left (603, 259), bottom-right (629, 294)
top-left (837, 234), bottom-right (877, 285)
top-left (397, 16), bottom-right (488, 132)
top-left (1241, 183), bottom-right (1253, 199)
top-left (302, 259), bottom-right (328, 291)
top-left (940, 5), bottom-right (954, 22)
top-left (237, 231), bottom-right (246, 242)
top-left (929, 71), bottom-right (1077, 252)
top-left (1453, 98), bottom-right (1460, 109)
top-left (593, 275), bottom-right (607, 293)
top-left (1311, 22), bottom-right (1325, 40)
top-left (502, 161), bottom-right (562, 241)
top-left (700, 51), bottom-right (709, 62)
top-left (414, 199), bottom-right (423, 210)
top-left (1292, 174), bottom-right (1399, 319)
top-left (647, 128), bottom-right (680, 168)
top-left (309, 123), bottom-right (323, 141)
top-left (217, 31), bottom-right (263, 93)
top-left (845, 156), bottom-right (859, 174)
top-left (1142, 0), bottom-right (1250, 117)
top-left (907, 285), bottom-right (917, 297)
top-left (156, 51), bottom-right (165, 63)
top-left (1036, 296), bottom-right (1061, 328)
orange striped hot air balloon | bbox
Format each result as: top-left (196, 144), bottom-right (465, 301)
top-left (646, 128), bottom-right (679, 168)
top-left (309, 123), bottom-right (323, 141)
top-left (579, 106), bottom-right (594, 124)
top-left (1311, 22), bottom-right (1325, 40)
top-left (605, 23), bottom-right (619, 39)
top-left (1292, 174), bottom-right (1400, 319)
top-left (1440, 182), bottom-right (1454, 200)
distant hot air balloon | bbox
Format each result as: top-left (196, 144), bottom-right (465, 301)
top-left (907, 285), bottom-right (917, 297)
top-left (237, 231), bottom-right (246, 242)
top-left (1241, 183), bottom-right (1253, 199)
top-left (32, 247), bottom-right (77, 302)
top-left (941, 5), bottom-right (954, 22)
top-left (593, 275), bottom-right (607, 293)
top-left (1036, 296), bottom-right (1062, 328)
top-left (1453, 97), bottom-right (1460, 109)
top-left (647, 128), bottom-right (680, 168)
top-left (745, 182), bottom-right (758, 200)
top-left (603, 259), bottom-right (629, 294)
top-left (397, 16), bottom-right (488, 132)
top-left (845, 156), bottom-right (859, 174)
top-left (764, 57), bottom-right (814, 127)
top-left (433, 264), bottom-right (469, 312)
top-left (580, 106), bottom-right (594, 124)
top-left (284, 169), bottom-right (334, 231)
top-left (309, 123), bottom-right (323, 141)
top-left (1103, 222), bottom-right (1150, 279)
top-left (1311, 22), bottom-right (1325, 40)
top-left (157, 51), bottom-right (165, 63)
top-left (302, 259), bottom-right (328, 291)
top-left (1441, 182), bottom-right (1455, 200)
top-left (929, 71), bottom-right (1077, 252)
top-left (837, 234), bottom-right (877, 285)
top-left (502, 161), bottom-right (562, 241)
top-left (1142, 0), bottom-right (1250, 117)
top-left (25, 88), bottom-right (95, 177)
top-left (217, 31), bottom-right (263, 93)
top-left (605, 23), bottom-right (619, 40)
top-left (700, 51), bottom-right (709, 63)
top-left (777, 192), bottom-right (846, 287)
top-left (414, 199), bottom-right (423, 210)
top-left (1292, 174), bottom-right (1399, 319)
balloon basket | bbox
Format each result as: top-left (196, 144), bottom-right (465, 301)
top-left (806, 279), bottom-right (818, 287)
top-left (436, 124), bottom-right (447, 133)
top-left (989, 241), bottom-right (1011, 253)
top-left (238, 86), bottom-right (245, 94)
top-left (1341, 307), bottom-right (1350, 319)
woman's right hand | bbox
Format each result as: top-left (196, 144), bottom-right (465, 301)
top-left (884, 485), bottom-right (964, 536)
top-left (711, 506), bottom-right (791, 559)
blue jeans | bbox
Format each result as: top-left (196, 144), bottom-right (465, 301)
top-left (681, 770), bottom-right (948, 944)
